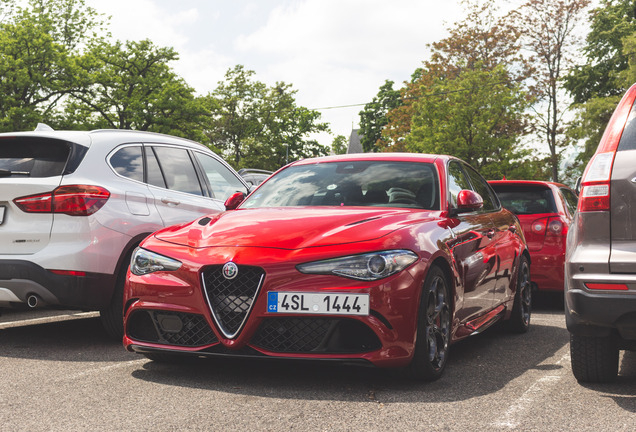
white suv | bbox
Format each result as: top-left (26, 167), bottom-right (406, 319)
top-left (0, 129), bottom-right (249, 337)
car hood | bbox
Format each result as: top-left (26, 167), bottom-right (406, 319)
top-left (154, 207), bottom-right (435, 249)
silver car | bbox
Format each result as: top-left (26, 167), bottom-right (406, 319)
top-left (0, 129), bottom-right (249, 337)
top-left (565, 83), bottom-right (636, 382)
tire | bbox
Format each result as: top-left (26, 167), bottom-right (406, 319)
top-left (570, 334), bottom-right (619, 383)
top-left (406, 265), bottom-right (451, 381)
top-left (506, 255), bottom-right (531, 333)
top-left (100, 257), bottom-right (129, 340)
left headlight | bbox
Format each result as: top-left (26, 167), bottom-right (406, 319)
top-left (130, 247), bottom-right (182, 276)
top-left (296, 250), bottom-right (418, 281)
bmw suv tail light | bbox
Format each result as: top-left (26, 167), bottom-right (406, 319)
top-left (14, 185), bottom-right (110, 216)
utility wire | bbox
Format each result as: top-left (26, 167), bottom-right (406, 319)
top-left (309, 79), bottom-right (511, 111)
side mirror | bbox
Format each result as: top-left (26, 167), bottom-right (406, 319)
top-left (575, 176), bottom-right (582, 195)
top-left (224, 191), bottom-right (246, 210)
top-left (455, 189), bottom-right (483, 213)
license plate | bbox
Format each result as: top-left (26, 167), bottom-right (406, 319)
top-left (267, 292), bottom-right (369, 316)
top-left (0, 206), bottom-right (5, 225)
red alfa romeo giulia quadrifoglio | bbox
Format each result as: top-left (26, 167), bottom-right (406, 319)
top-left (123, 153), bottom-right (530, 381)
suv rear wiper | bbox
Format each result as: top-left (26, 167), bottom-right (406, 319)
top-left (0, 169), bottom-right (30, 177)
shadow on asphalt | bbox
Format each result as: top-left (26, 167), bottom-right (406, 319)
top-left (0, 317), bottom-right (134, 362)
top-left (124, 321), bottom-right (570, 403)
top-left (1, 298), bottom-right (634, 408)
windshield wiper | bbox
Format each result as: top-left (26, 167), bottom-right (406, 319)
top-left (0, 169), bottom-right (30, 177)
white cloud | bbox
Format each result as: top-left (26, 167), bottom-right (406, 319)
top-left (84, 0), bottom-right (464, 145)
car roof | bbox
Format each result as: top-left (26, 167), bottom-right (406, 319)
top-left (290, 152), bottom-right (446, 166)
top-left (0, 129), bottom-right (208, 151)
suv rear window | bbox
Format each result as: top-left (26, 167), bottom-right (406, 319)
top-left (490, 184), bottom-right (557, 215)
top-left (0, 138), bottom-right (70, 178)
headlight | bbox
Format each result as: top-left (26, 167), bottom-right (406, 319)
top-left (130, 247), bottom-right (182, 276)
top-left (296, 250), bottom-right (418, 281)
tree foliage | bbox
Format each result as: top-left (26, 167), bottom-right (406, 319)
top-left (508, 0), bottom-right (591, 182)
top-left (0, 0), bottom-right (106, 131)
top-left (564, 0), bottom-right (636, 173)
top-left (205, 65), bottom-right (329, 170)
top-left (60, 39), bottom-right (208, 141)
top-left (331, 135), bottom-right (348, 155)
top-left (406, 64), bottom-right (535, 179)
top-left (358, 80), bottom-right (402, 152)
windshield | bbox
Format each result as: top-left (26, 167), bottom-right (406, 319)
top-left (242, 160), bottom-right (440, 210)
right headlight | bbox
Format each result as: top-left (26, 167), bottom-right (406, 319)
top-left (296, 250), bottom-right (418, 281)
top-left (130, 247), bottom-right (182, 276)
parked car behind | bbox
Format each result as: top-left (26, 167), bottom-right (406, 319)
top-left (565, 83), bottom-right (636, 383)
top-left (238, 168), bottom-right (273, 187)
top-left (123, 153), bottom-right (530, 381)
top-left (489, 180), bottom-right (577, 292)
top-left (0, 129), bottom-right (249, 338)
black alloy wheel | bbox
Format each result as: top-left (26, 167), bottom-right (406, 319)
top-left (506, 255), bottom-right (531, 333)
top-left (407, 265), bottom-right (451, 381)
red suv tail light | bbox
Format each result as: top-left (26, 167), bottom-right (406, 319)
top-left (14, 185), bottom-right (110, 216)
top-left (547, 217), bottom-right (565, 236)
top-left (578, 152), bottom-right (614, 212)
top-left (578, 83), bottom-right (636, 212)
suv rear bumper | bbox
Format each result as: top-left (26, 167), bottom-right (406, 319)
top-left (0, 260), bottom-right (115, 310)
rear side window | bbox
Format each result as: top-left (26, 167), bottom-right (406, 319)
top-left (618, 105), bottom-right (636, 151)
top-left (490, 184), bottom-right (557, 215)
top-left (0, 138), bottom-right (70, 178)
top-left (110, 146), bottom-right (143, 182)
top-left (151, 146), bottom-right (203, 196)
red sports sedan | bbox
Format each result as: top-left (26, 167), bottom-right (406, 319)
top-left (488, 180), bottom-right (577, 292)
top-left (123, 153), bottom-right (530, 381)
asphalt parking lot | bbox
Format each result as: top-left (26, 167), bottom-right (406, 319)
top-left (0, 295), bottom-right (634, 431)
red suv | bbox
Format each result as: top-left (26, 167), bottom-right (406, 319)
top-left (489, 180), bottom-right (577, 292)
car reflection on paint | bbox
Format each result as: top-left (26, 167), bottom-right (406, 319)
top-left (123, 153), bottom-right (530, 381)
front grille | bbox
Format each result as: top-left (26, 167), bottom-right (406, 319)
top-left (251, 317), bottom-right (381, 354)
top-left (127, 309), bottom-right (218, 347)
top-left (202, 264), bottom-right (265, 339)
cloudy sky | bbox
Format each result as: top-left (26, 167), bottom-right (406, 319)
top-left (85, 0), bottom-right (465, 146)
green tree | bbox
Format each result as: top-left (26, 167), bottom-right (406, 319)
top-left (0, 0), bottom-right (106, 131)
top-left (381, 0), bottom-right (529, 159)
top-left (331, 135), bottom-right (348, 155)
top-left (358, 80), bottom-right (402, 152)
top-left (564, 0), bottom-right (636, 172)
top-left (205, 65), bottom-right (329, 170)
top-left (0, 0), bottom-right (107, 131)
top-left (406, 64), bottom-right (535, 180)
top-left (61, 39), bottom-right (208, 141)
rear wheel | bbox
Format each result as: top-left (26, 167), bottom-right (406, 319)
top-left (506, 255), bottom-right (531, 333)
top-left (406, 265), bottom-right (451, 381)
top-left (570, 334), bottom-right (619, 383)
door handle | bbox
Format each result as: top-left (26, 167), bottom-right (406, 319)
top-left (161, 197), bottom-right (180, 206)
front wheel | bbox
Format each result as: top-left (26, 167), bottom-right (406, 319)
top-left (406, 265), bottom-right (451, 381)
top-left (505, 255), bottom-right (531, 333)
